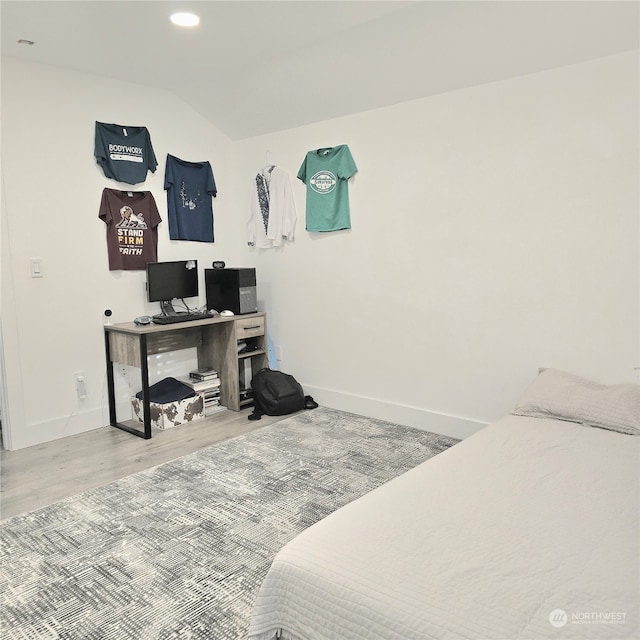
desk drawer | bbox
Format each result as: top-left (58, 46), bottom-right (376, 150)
top-left (236, 316), bottom-right (265, 339)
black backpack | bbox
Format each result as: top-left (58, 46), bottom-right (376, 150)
top-left (248, 368), bottom-right (317, 420)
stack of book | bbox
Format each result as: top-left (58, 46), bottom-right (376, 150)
top-left (189, 368), bottom-right (218, 382)
top-left (179, 369), bottom-right (224, 416)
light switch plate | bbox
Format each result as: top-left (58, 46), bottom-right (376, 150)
top-left (30, 258), bottom-right (44, 278)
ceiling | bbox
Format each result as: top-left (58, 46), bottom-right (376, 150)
top-left (2, 1), bottom-right (638, 140)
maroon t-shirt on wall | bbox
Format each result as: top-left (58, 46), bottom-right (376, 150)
top-left (99, 188), bottom-right (162, 270)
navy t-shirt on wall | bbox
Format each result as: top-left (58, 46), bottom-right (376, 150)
top-left (164, 154), bottom-right (217, 242)
top-left (94, 122), bottom-right (158, 185)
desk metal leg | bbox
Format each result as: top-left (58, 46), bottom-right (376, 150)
top-left (140, 335), bottom-right (151, 439)
top-left (104, 330), bottom-right (117, 426)
top-left (104, 329), bottom-right (152, 440)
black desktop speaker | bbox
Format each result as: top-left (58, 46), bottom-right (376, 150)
top-left (205, 268), bottom-right (257, 315)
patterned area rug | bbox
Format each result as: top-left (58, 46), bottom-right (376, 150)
top-left (1, 408), bottom-right (458, 640)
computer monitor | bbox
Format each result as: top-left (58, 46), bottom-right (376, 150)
top-left (146, 260), bottom-right (198, 315)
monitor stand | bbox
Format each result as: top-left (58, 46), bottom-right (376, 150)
top-left (160, 300), bottom-right (179, 316)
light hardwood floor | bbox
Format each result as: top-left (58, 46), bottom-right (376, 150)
top-left (0, 409), bottom-right (289, 521)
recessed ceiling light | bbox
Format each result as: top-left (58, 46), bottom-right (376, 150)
top-left (170, 12), bottom-right (200, 27)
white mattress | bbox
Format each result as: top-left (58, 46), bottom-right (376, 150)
top-left (248, 416), bottom-right (639, 640)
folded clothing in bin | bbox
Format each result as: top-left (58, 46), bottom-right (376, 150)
top-left (132, 377), bottom-right (203, 430)
top-left (135, 377), bottom-right (195, 403)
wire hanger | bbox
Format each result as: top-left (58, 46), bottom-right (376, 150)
top-left (262, 149), bottom-right (276, 174)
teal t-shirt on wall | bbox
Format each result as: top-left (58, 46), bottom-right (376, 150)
top-left (297, 145), bottom-right (357, 232)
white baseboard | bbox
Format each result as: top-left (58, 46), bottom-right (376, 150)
top-left (7, 390), bottom-right (485, 450)
top-left (303, 384), bottom-right (486, 440)
top-left (7, 405), bottom-right (110, 450)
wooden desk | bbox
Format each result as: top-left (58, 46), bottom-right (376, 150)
top-left (104, 313), bottom-right (267, 439)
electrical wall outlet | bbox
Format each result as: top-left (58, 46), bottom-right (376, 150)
top-left (74, 372), bottom-right (87, 400)
top-left (275, 345), bottom-right (283, 361)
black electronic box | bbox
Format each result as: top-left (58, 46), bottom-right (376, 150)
top-left (205, 268), bottom-right (257, 315)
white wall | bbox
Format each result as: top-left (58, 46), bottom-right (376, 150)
top-left (1, 58), bottom-right (240, 449)
top-left (233, 51), bottom-right (639, 435)
top-left (1, 52), bottom-right (638, 449)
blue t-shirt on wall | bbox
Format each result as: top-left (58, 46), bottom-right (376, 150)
top-left (94, 122), bottom-right (158, 185)
top-left (164, 154), bottom-right (217, 242)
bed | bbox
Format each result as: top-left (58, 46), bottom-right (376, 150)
top-left (248, 369), bottom-right (639, 640)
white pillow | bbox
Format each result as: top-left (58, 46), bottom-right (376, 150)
top-left (512, 368), bottom-right (640, 436)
